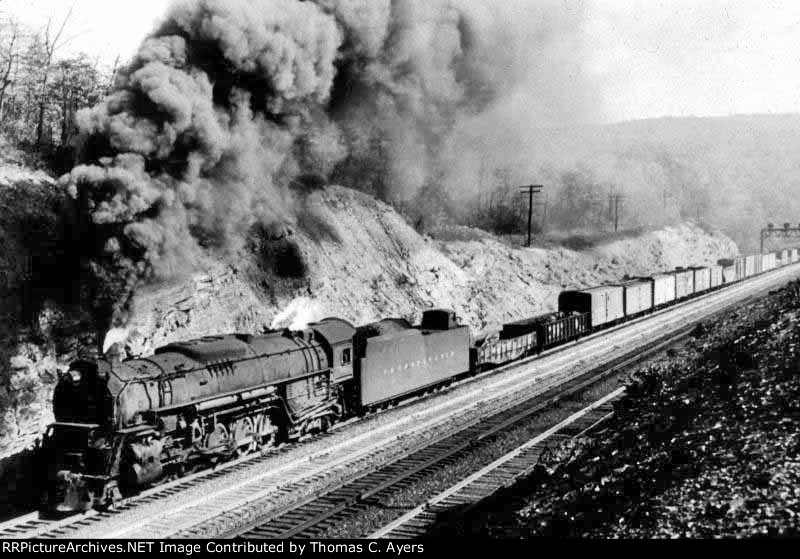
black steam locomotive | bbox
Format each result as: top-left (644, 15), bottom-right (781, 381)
top-left (40, 310), bottom-right (469, 511)
top-left (39, 249), bottom-right (798, 512)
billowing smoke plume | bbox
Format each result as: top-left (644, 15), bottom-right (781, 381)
top-left (60, 0), bottom-right (599, 324)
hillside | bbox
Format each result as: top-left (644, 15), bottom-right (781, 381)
top-left (13, 112), bottom-right (799, 457)
top-left (121, 186), bottom-right (737, 355)
top-left (457, 114), bottom-right (800, 253)
top-left (0, 170), bottom-right (738, 459)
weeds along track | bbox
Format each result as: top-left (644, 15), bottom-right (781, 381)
top-left (3, 264), bottom-right (799, 539)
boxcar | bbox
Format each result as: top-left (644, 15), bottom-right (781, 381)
top-left (651, 273), bottom-right (677, 307)
top-left (762, 252), bottom-right (776, 272)
top-left (745, 255), bottom-right (757, 277)
top-left (792, 248), bottom-right (799, 263)
top-left (674, 269), bottom-right (695, 299)
top-left (559, 285), bottom-right (625, 329)
top-left (621, 280), bottom-right (653, 317)
top-left (721, 266), bottom-right (736, 284)
top-left (708, 265), bottom-right (723, 289)
top-left (691, 267), bottom-right (711, 294)
top-left (781, 250), bottom-right (789, 266)
top-left (355, 310), bottom-right (470, 407)
top-left (733, 257), bottom-right (746, 280)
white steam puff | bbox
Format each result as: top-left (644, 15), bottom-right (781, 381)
top-left (103, 327), bottom-right (130, 355)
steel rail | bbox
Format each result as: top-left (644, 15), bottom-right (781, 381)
top-left (2, 263), bottom-right (798, 539)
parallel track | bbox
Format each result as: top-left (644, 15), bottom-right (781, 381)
top-left (226, 328), bottom-right (689, 539)
top-left (369, 388), bottom-right (624, 539)
top-left (1, 263), bottom-right (798, 539)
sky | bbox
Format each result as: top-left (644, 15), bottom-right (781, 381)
top-left (1, 0), bottom-right (799, 123)
top-left (0, 0), bottom-right (166, 67)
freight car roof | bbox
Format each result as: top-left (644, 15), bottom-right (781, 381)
top-left (621, 279), bottom-right (651, 286)
top-left (575, 285), bottom-right (624, 294)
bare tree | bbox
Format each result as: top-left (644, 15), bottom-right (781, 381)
top-left (35, 6), bottom-right (75, 145)
top-left (0, 17), bottom-right (19, 124)
top-left (50, 55), bottom-right (104, 145)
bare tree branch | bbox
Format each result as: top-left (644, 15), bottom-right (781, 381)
top-left (36, 4), bottom-right (75, 145)
top-left (0, 16), bottom-right (19, 123)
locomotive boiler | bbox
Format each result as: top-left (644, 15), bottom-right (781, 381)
top-left (40, 318), bottom-right (356, 512)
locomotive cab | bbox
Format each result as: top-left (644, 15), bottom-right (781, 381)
top-left (309, 318), bottom-right (356, 383)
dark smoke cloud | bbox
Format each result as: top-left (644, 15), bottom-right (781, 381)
top-left (60, 0), bottom-right (599, 323)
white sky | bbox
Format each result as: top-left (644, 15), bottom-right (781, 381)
top-left (1, 0), bottom-right (799, 123)
top-left (0, 0), bottom-right (166, 68)
top-left (586, 0), bottom-right (800, 121)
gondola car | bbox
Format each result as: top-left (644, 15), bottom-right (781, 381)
top-left (472, 320), bottom-right (538, 370)
top-left (535, 312), bottom-right (590, 348)
top-left (472, 311), bottom-right (590, 371)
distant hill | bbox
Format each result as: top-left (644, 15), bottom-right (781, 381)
top-left (529, 114), bottom-right (800, 252)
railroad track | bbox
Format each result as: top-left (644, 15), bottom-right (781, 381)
top-left (3, 264), bottom-right (799, 539)
top-left (369, 387), bottom-right (625, 539)
top-left (0, 436), bottom-right (317, 539)
top-left (224, 327), bottom-right (689, 539)
top-left (129, 264), bottom-right (800, 539)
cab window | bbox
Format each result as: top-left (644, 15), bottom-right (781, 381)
top-left (341, 348), bottom-right (352, 365)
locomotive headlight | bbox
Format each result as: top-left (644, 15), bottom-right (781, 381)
top-left (68, 369), bottom-right (82, 383)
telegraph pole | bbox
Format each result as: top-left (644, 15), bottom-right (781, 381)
top-left (608, 193), bottom-right (625, 232)
top-left (519, 185), bottom-right (544, 247)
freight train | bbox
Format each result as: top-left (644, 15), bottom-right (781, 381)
top-left (39, 248), bottom-right (799, 512)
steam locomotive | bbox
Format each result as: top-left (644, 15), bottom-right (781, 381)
top-left (39, 249), bottom-right (799, 512)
